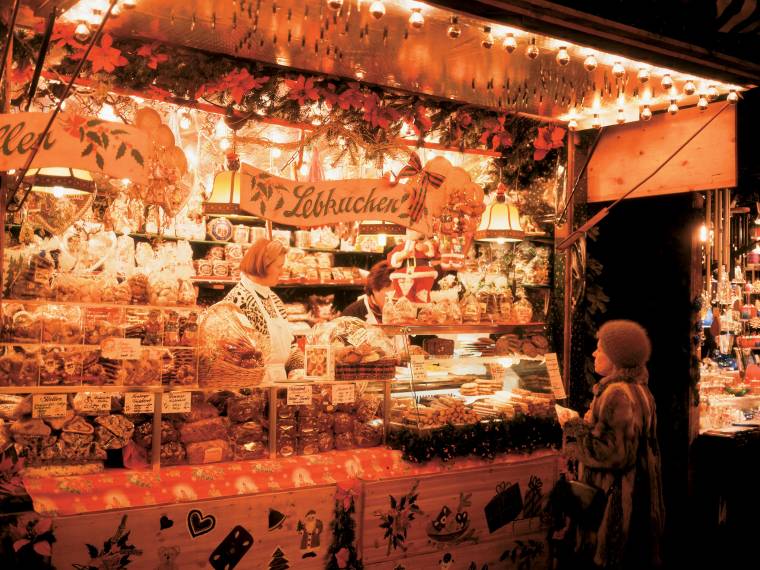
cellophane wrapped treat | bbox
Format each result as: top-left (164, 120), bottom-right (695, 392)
top-left (198, 302), bottom-right (269, 388)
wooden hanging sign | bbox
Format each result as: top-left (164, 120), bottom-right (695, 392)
top-left (0, 112), bottom-right (151, 183)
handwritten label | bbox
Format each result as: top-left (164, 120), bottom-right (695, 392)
top-left (489, 363), bottom-right (506, 382)
top-left (0, 402), bottom-right (20, 417)
top-left (332, 383), bottom-right (356, 405)
top-left (544, 353), bottom-right (567, 399)
top-left (77, 392), bottom-right (112, 413)
top-left (287, 384), bottom-right (312, 406)
top-left (32, 394), bottom-right (67, 419)
top-left (101, 338), bottom-right (142, 360)
top-left (162, 392), bottom-right (192, 414)
top-left (410, 354), bottom-right (427, 382)
top-left (124, 392), bottom-right (155, 414)
top-left (347, 328), bottom-right (369, 347)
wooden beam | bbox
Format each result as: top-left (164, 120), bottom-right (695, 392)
top-left (586, 104), bottom-right (737, 203)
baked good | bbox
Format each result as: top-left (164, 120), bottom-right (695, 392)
top-left (227, 396), bottom-right (264, 423)
top-left (186, 439), bottom-right (232, 464)
top-left (277, 435), bottom-right (295, 457)
top-left (334, 431), bottom-right (355, 450)
top-left (298, 435), bottom-right (320, 455)
top-left (160, 441), bottom-right (186, 465)
top-left (180, 417), bottom-right (228, 444)
top-left (317, 431), bottom-right (334, 452)
top-left (233, 441), bottom-right (267, 460)
top-left (10, 418), bottom-right (51, 444)
top-left (333, 412), bottom-right (354, 434)
top-left (230, 421), bottom-right (264, 443)
top-left (23, 462), bottom-right (104, 478)
top-left (94, 414), bottom-right (135, 449)
top-left (354, 421), bottom-right (383, 448)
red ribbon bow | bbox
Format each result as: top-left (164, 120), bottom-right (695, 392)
top-left (335, 480), bottom-right (361, 510)
top-left (391, 152), bottom-right (446, 223)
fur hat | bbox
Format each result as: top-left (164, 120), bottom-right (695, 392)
top-left (598, 320), bottom-right (651, 369)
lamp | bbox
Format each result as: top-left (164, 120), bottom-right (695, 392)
top-left (23, 167), bottom-right (96, 198)
top-left (357, 220), bottom-right (407, 252)
top-left (204, 151), bottom-right (241, 215)
top-left (475, 183), bottom-right (524, 243)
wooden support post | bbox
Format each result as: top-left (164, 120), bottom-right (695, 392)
top-left (562, 132), bottom-right (577, 395)
top-left (705, 191), bottom-right (711, 292)
top-left (725, 188), bottom-right (731, 273)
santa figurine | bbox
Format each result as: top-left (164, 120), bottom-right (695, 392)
top-left (387, 229), bottom-right (439, 304)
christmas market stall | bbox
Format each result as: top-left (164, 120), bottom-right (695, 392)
top-left (0, 1), bottom-right (748, 569)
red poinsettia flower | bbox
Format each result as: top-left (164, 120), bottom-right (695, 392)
top-left (59, 113), bottom-right (88, 139)
top-left (10, 65), bottom-right (33, 86)
top-left (320, 83), bottom-right (340, 108)
top-left (337, 82), bottom-right (365, 111)
top-left (335, 547), bottom-right (350, 568)
top-left (285, 75), bottom-right (320, 105)
top-left (479, 115), bottom-right (513, 151)
top-left (136, 43), bottom-right (169, 70)
top-left (223, 68), bottom-right (269, 104)
top-left (50, 22), bottom-right (85, 53)
top-left (448, 110), bottom-right (473, 145)
top-left (402, 104), bottom-right (432, 137)
top-left (88, 34), bottom-right (128, 73)
top-left (362, 92), bottom-right (400, 129)
top-left (533, 125), bottom-right (566, 160)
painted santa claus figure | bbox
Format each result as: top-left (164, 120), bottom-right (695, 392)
top-left (387, 229), bottom-right (439, 304)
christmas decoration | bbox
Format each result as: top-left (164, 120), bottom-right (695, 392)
top-left (526, 38), bottom-right (539, 60)
top-left (73, 515), bottom-right (142, 569)
top-left (326, 482), bottom-right (363, 570)
top-left (408, 8), bottom-right (424, 30)
top-left (268, 547), bottom-right (290, 570)
top-left (447, 16), bottom-right (461, 39)
top-left (503, 33), bottom-right (517, 53)
top-left (375, 481), bottom-right (422, 555)
top-left (583, 54), bottom-right (597, 72)
top-left (522, 475), bottom-right (545, 518)
top-left (555, 47), bottom-right (570, 66)
top-left (481, 26), bottom-right (494, 49)
top-left (637, 68), bottom-right (651, 83)
top-left (661, 74), bottom-right (673, 90)
top-left (386, 415), bottom-right (562, 463)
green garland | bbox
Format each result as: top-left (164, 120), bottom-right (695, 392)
top-left (387, 415), bottom-right (562, 464)
top-left (326, 485), bottom-right (363, 570)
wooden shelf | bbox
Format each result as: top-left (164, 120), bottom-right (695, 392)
top-left (377, 322), bottom-right (545, 335)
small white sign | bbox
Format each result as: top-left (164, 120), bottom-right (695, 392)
top-left (347, 327), bottom-right (369, 347)
top-left (124, 392), bottom-right (155, 414)
top-left (287, 384), bottom-right (312, 406)
top-left (101, 338), bottom-right (142, 360)
top-left (489, 363), bottom-right (506, 381)
top-left (32, 394), bottom-right (68, 419)
top-left (332, 383), bottom-right (356, 405)
top-left (544, 353), bottom-right (567, 399)
top-left (410, 354), bottom-right (427, 382)
top-left (162, 392), bottom-right (192, 414)
top-left (77, 392), bottom-right (112, 413)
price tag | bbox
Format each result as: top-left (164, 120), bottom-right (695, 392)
top-left (32, 394), bottom-right (67, 419)
top-left (410, 354), bottom-right (427, 382)
top-left (101, 338), bottom-right (142, 360)
top-left (347, 327), bottom-right (369, 347)
top-left (544, 353), bottom-right (567, 399)
top-left (124, 392), bottom-right (155, 414)
top-left (77, 392), bottom-right (112, 413)
top-left (0, 402), bottom-right (20, 417)
top-left (489, 363), bottom-right (506, 381)
top-left (286, 384), bottom-right (312, 406)
top-left (162, 392), bottom-right (192, 414)
top-left (332, 383), bottom-right (356, 405)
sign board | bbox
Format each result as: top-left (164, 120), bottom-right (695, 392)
top-left (101, 338), bottom-right (142, 360)
top-left (286, 384), bottom-right (312, 406)
top-left (0, 112), bottom-right (151, 183)
top-left (162, 392), bottom-right (192, 414)
top-left (32, 394), bottom-right (67, 418)
top-left (239, 161), bottom-right (447, 234)
top-left (410, 354), bottom-right (427, 382)
top-left (332, 383), bottom-right (356, 405)
top-left (76, 392), bottom-right (112, 413)
top-left (124, 392), bottom-right (155, 414)
top-left (544, 353), bottom-right (567, 399)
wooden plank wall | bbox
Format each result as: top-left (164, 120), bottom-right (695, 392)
top-left (587, 104), bottom-right (737, 203)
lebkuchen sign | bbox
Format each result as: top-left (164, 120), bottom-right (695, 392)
top-left (0, 112), bottom-right (152, 183)
top-left (239, 154), bottom-right (455, 234)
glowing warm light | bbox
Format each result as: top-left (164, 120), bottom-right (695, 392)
top-left (179, 113), bottom-right (192, 130)
top-left (502, 33), bottom-right (517, 53)
top-left (219, 138), bottom-right (231, 151)
top-left (52, 186), bottom-right (65, 199)
top-left (214, 119), bottom-right (229, 139)
top-left (699, 224), bottom-right (707, 242)
top-left (408, 8), bottom-right (424, 29)
top-left (98, 104), bottom-right (119, 122)
top-left (122, 0), bottom-right (138, 10)
top-left (74, 22), bottom-right (90, 42)
top-left (185, 147), bottom-right (197, 168)
top-left (271, 147), bottom-right (282, 159)
top-left (556, 46), bottom-right (570, 66)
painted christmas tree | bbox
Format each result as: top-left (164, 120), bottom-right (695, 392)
top-left (269, 547), bottom-right (289, 570)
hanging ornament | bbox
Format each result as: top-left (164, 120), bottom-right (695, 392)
top-left (683, 80), bottom-right (697, 96)
top-left (369, 1), bottom-right (385, 19)
top-left (668, 99), bottom-right (678, 115)
top-left (612, 62), bottom-right (625, 78)
top-left (591, 113), bottom-right (602, 129)
top-left (503, 33), bottom-right (517, 53)
top-left (583, 54), bottom-right (597, 72)
top-left (408, 7), bottom-right (424, 29)
top-left (616, 108), bottom-right (626, 124)
top-left (640, 105), bottom-right (653, 121)
top-left (74, 22), bottom-right (91, 42)
top-left (447, 16), bottom-right (461, 39)
top-left (327, 0), bottom-right (344, 11)
top-left (637, 68), bottom-right (650, 83)
top-left (727, 87), bottom-right (739, 104)
top-left (481, 26), bottom-right (494, 49)
top-left (707, 85), bottom-right (719, 100)
top-left (661, 74), bottom-right (673, 90)
top-left (526, 37), bottom-right (539, 60)
top-left (556, 46), bottom-right (570, 66)
top-left (697, 95), bottom-right (709, 111)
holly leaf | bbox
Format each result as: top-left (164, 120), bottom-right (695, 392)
top-left (259, 202), bottom-right (265, 216)
top-left (81, 143), bottom-right (94, 157)
top-left (116, 142), bottom-right (126, 160)
top-left (275, 196), bottom-right (285, 210)
top-left (398, 212), bottom-right (409, 219)
top-left (390, 496), bottom-right (397, 509)
top-left (130, 149), bottom-right (144, 166)
top-left (95, 152), bottom-right (104, 170)
top-left (86, 119), bottom-right (102, 127)
top-left (251, 192), bottom-right (261, 202)
top-left (86, 131), bottom-right (101, 146)
top-left (111, 129), bottom-right (128, 135)
top-left (400, 192), bottom-right (409, 203)
top-left (100, 132), bottom-right (109, 149)
top-left (86, 543), bottom-right (98, 558)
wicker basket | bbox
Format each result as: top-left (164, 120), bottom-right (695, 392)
top-left (198, 356), bottom-right (266, 389)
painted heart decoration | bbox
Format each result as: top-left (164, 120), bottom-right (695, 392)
top-left (187, 509), bottom-right (216, 538)
top-left (160, 515), bottom-right (174, 530)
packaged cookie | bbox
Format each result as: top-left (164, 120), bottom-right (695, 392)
top-left (0, 346), bottom-right (40, 386)
top-left (94, 414), bottom-right (135, 449)
top-left (233, 440), bottom-right (267, 460)
top-left (8, 306), bottom-right (41, 343)
top-left (230, 421), bottom-right (264, 443)
top-left (333, 412), bottom-right (354, 434)
top-left (277, 435), bottom-right (295, 457)
top-left (40, 305), bottom-right (83, 344)
top-left (127, 273), bottom-right (150, 305)
top-left (180, 417), bottom-right (228, 444)
top-left (186, 439), bottom-right (232, 464)
top-left (277, 418), bottom-right (297, 437)
top-left (317, 431), bottom-right (334, 452)
top-left (161, 348), bottom-right (195, 387)
top-left (298, 434), bottom-right (320, 455)
top-left (316, 413), bottom-right (334, 433)
top-left (334, 431), bottom-right (355, 450)
top-left (160, 441), bottom-right (186, 465)
top-left (227, 395), bottom-right (264, 423)
top-left (84, 307), bottom-right (123, 345)
top-left (40, 346), bottom-right (83, 386)
top-left (125, 308), bottom-right (163, 346)
top-left (354, 420), bottom-right (383, 448)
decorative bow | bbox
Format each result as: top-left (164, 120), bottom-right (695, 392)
top-left (335, 480), bottom-right (361, 510)
top-left (391, 152), bottom-right (446, 223)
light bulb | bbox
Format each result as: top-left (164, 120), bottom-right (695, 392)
top-left (567, 118), bottom-right (578, 131)
top-left (299, 163), bottom-right (309, 177)
top-left (481, 26), bottom-right (494, 49)
top-left (699, 224), bottom-right (707, 242)
top-left (122, 0), bottom-right (137, 9)
top-left (74, 22), bottom-right (90, 42)
top-left (447, 16), bottom-right (461, 39)
top-left (185, 147), bottom-right (197, 168)
top-left (591, 113), bottom-right (602, 129)
top-left (219, 138), bottom-right (231, 151)
top-left (179, 113), bottom-right (192, 130)
top-left (612, 61), bottom-right (625, 78)
top-left (502, 33), bottom-right (517, 53)
top-left (668, 100), bottom-right (678, 115)
top-left (583, 54), bottom-right (597, 71)
top-left (214, 119), bottom-right (228, 139)
top-left (526, 38), bottom-right (539, 60)
top-left (111, 4), bottom-right (122, 17)
top-left (556, 46), bottom-right (570, 66)
top-left (369, 1), bottom-right (385, 19)
top-left (52, 186), bottom-right (65, 199)
top-left (683, 80), bottom-right (696, 96)
top-left (697, 95), bottom-right (709, 111)
top-left (271, 147), bottom-right (282, 159)
top-left (640, 105), bottom-right (652, 121)
top-left (616, 108), bottom-right (626, 124)
top-left (661, 74), bottom-right (673, 89)
top-left (327, 0), bottom-right (344, 11)
top-left (708, 85), bottom-right (719, 100)
top-left (728, 88), bottom-right (739, 104)
top-left (637, 68), bottom-right (650, 83)
top-left (408, 8), bottom-right (424, 29)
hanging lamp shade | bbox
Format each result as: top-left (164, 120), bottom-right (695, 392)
top-left (204, 169), bottom-right (242, 215)
top-left (23, 167), bottom-right (96, 198)
top-left (474, 183), bottom-right (524, 243)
